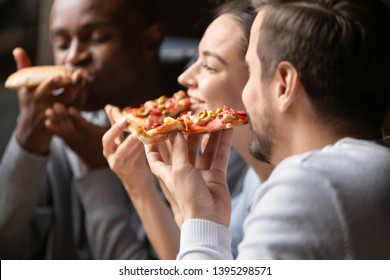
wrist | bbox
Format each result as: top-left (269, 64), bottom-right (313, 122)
top-left (124, 174), bottom-right (157, 199)
top-left (15, 128), bottom-right (52, 155)
top-left (183, 208), bottom-right (230, 229)
top-left (16, 112), bottom-right (52, 155)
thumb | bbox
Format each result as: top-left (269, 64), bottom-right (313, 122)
top-left (13, 48), bottom-right (32, 70)
top-left (104, 104), bottom-right (118, 125)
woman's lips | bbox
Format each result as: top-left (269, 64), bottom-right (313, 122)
top-left (189, 97), bottom-right (206, 113)
top-left (191, 103), bottom-right (206, 113)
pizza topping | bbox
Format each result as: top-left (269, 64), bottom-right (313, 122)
top-left (150, 122), bottom-right (163, 129)
top-left (107, 92), bottom-right (247, 145)
top-left (198, 110), bottom-right (213, 120)
top-left (144, 100), bottom-right (155, 108)
top-left (222, 112), bottom-right (237, 123)
top-left (135, 106), bottom-right (248, 144)
top-left (149, 108), bottom-right (163, 117)
top-left (190, 110), bottom-right (216, 126)
top-left (157, 96), bottom-right (167, 111)
top-left (135, 106), bottom-right (150, 117)
top-left (157, 95), bottom-right (166, 104)
top-left (106, 90), bottom-right (192, 133)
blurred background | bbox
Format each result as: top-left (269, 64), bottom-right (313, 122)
top-left (0, 0), bottom-right (216, 156)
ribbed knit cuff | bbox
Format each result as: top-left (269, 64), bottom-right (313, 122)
top-left (179, 219), bottom-right (233, 259)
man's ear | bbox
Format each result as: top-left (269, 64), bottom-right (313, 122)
top-left (143, 23), bottom-right (164, 61)
top-left (273, 61), bottom-right (300, 113)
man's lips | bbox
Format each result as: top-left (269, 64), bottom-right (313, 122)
top-left (66, 66), bottom-right (95, 85)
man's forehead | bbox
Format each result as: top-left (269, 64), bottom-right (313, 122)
top-left (246, 10), bottom-right (265, 65)
top-left (50, 0), bottom-right (129, 31)
top-left (51, 0), bottom-right (122, 18)
top-left (250, 10), bottom-right (265, 46)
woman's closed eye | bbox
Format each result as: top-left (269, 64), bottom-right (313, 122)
top-left (202, 63), bottom-right (217, 72)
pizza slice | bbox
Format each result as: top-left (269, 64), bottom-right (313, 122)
top-left (136, 106), bottom-right (248, 144)
top-left (106, 90), bottom-right (192, 133)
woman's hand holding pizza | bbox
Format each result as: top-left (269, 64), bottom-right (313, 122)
top-left (145, 129), bottom-right (234, 228)
top-left (102, 109), bottom-right (155, 197)
top-left (154, 139), bottom-right (197, 228)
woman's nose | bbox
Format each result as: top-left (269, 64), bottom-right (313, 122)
top-left (178, 61), bottom-right (198, 88)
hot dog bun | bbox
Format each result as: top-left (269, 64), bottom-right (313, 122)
top-left (5, 65), bottom-right (71, 89)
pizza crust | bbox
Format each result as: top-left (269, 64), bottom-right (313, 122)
top-left (5, 65), bottom-right (71, 89)
top-left (108, 105), bottom-right (146, 133)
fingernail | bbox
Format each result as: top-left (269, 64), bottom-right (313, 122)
top-left (117, 117), bottom-right (127, 126)
top-left (52, 88), bottom-right (65, 96)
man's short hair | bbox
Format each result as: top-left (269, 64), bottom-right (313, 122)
top-left (252, 0), bottom-right (390, 133)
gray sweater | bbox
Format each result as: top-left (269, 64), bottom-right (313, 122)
top-left (179, 138), bottom-right (390, 259)
top-left (0, 109), bottom-right (151, 260)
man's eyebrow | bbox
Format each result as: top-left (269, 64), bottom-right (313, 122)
top-left (49, 27), bottom-right (67, 37)
top-left (49, 21), bottom-right (113, 36)
top-left (203, 50), bottom-right (228, 66)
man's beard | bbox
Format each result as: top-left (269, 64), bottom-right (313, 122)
top-left (249, 119), bottom-right (273, 164)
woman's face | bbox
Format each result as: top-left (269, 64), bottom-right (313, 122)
top-left (178, 14), bottom-right (249, 112)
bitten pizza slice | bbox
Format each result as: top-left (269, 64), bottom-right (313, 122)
top-left (106, 90), bottom-right (192, 133)
top-left (136, 106), bottom-right (248, 145)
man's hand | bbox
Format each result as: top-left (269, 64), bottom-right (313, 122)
top-left (13, 48), bottom-right (84, 155)
top-left (145, 129), bottom-right (233, 228)
top-left (12, 47), bottom-right (93, 158)
top-left (45, 104), bottom-right (109, 169)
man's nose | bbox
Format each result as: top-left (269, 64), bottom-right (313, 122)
top-left (66, 39), bottom-right (91, 67)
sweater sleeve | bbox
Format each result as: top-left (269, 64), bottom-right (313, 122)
top-left (178, 219), bottom-right (233, 260)
top-left (75, 168), bottom-right (151, 260)
top-left (0, 134), bottom-right (48, 259)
